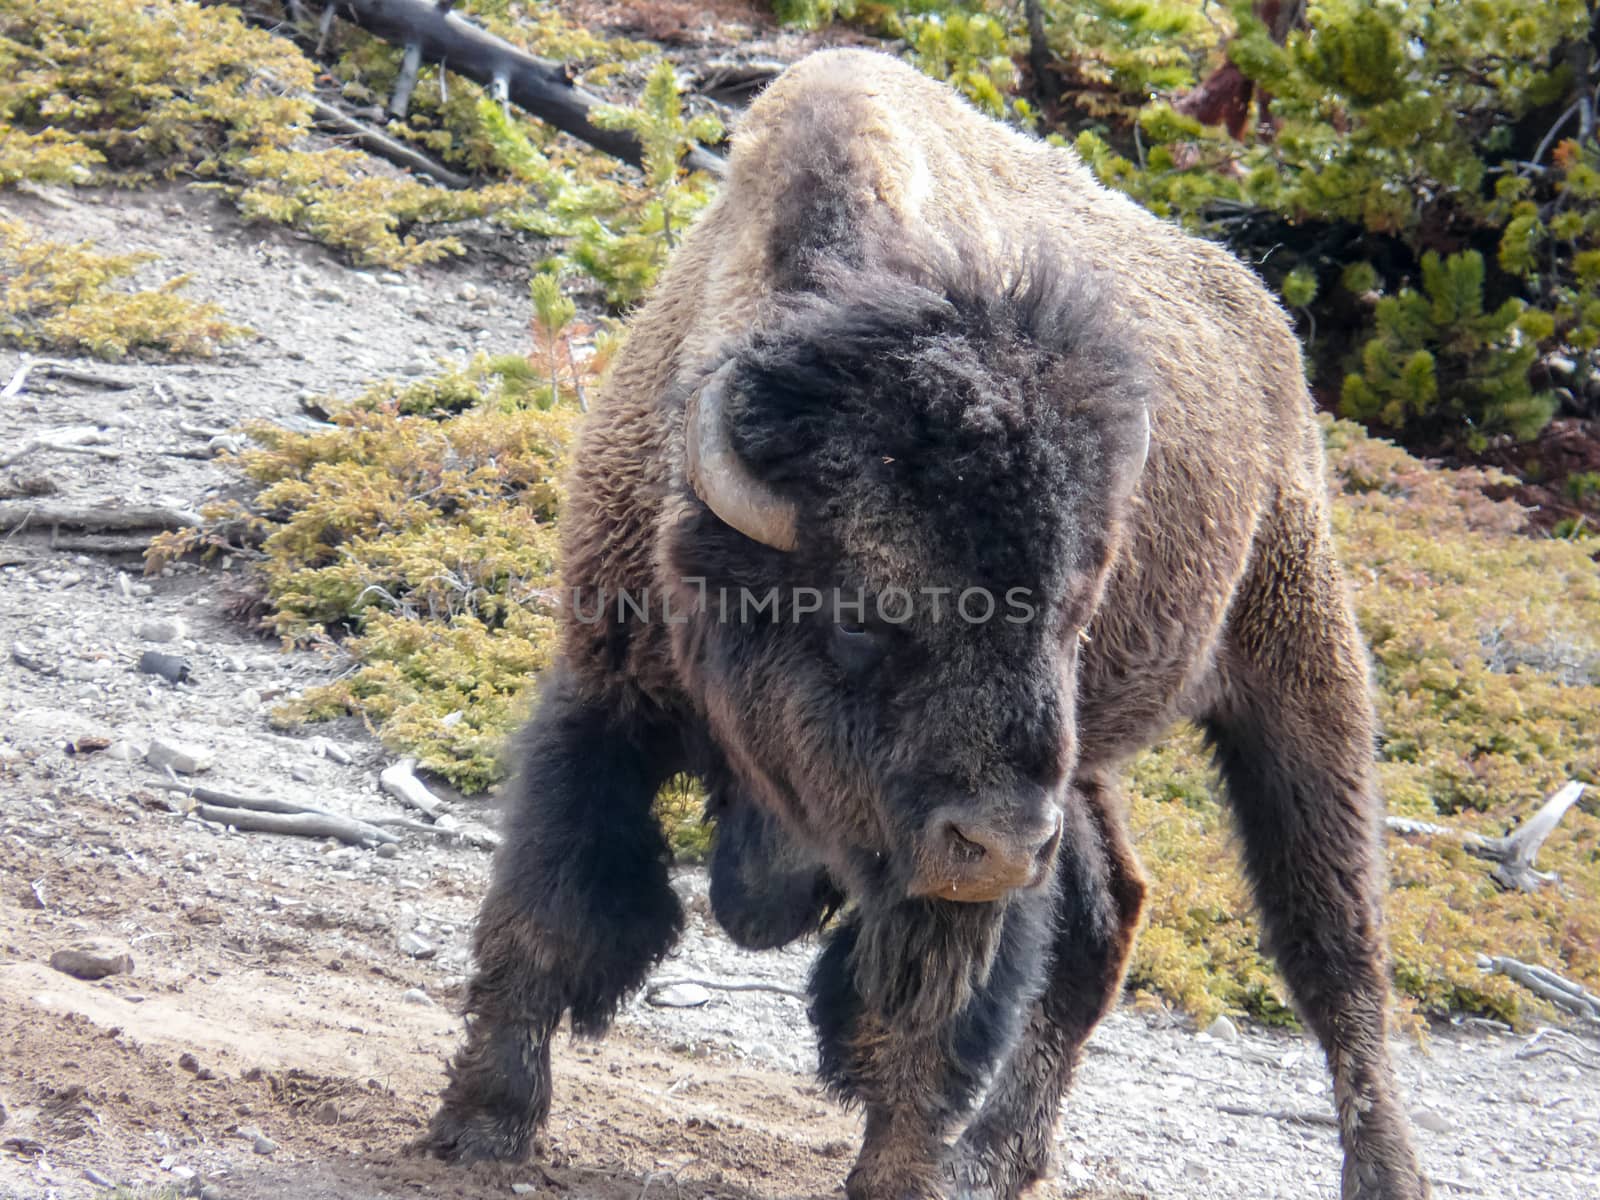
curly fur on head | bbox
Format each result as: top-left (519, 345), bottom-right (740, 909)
top-left (712, 246), bottom-right (1151, 594)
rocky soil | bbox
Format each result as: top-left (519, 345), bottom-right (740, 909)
top-left (2, 129), bottom-right (1597, 1200)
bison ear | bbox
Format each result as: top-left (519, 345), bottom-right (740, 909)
top-left (686, 361), bottom-right (801, 553)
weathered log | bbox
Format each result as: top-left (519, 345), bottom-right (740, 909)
top-left (190, 801), bottom-right (399, 847)
top-left (1385, 781), bottom-right (1586, 892)
top-left (1479, 955), bottom-right (1600, 1024)
top-left (0, 501), bottom-right (203, 532)
top-left (322, 0), bottom-right (725, 177)
top-left (379, 757), bottom-right (448, 820)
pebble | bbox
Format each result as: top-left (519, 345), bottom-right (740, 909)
top-left (314, 285), bottom-right (349, 304)
top-left (375, 842), bottom-right (399, 859)
top-left (104, 739), bottom-right (140, 762)
top-left (401, 987), bottom-right (434, 1006)
top-left (146, 738), bottom-right (213, 775)
top-left (1412, 1108), bottom-right (1452, 1134)
top-left (290, 762), bottom-right (316, 783)
top-left (647, 982), bottom-right (712, 1008)
top-left (83, 1167), bottom-right (115, 1187)
top-left (50, 941), bottom-right (134, 980)
top-left (312, 1100), bottom-right (340, 1125)
top-left (457, 283), bottom-right (478, 302)
top-left (404, 355), bottom-right (435, 377)
top-left (137, 617), bottom-right (188, 643)
top-left (511, 1184), bottom-right (537, 1196)
top-left (201, 1185), bottom-right (224, 1200)
top-left (252, 1133), bottom-right (277, 1155)
top-left (398, 931), bottom-right (436, 959)
top-left (1205, 1014), bottom-right (1239, 1043)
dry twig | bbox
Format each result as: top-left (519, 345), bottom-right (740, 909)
top-left (1386, 781), bottom-right (1586, 891)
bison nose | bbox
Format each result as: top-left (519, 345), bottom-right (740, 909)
top-left (909, 803), bottom-right (1064, 904)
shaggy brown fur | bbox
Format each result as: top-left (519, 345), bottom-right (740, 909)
top-left (423, 49), bottom-right (1429, 1200)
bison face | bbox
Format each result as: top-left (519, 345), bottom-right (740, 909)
top-left (666, 259), bottom-right (1148, 911)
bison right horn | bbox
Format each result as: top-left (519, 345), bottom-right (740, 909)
top-left (686, 361), bottom-right (799, 552)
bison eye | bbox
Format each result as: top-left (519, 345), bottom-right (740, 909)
top-left (829, 620), bottom-right (887, 677)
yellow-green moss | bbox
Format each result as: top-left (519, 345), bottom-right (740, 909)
top-left (0, 217), bottom-right (245, 357)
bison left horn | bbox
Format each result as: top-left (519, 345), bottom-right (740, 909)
top-left (686, 361), bottom-right (799, 552)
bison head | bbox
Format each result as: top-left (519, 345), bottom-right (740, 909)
top-left (666, 256), bottom-right (1149, 917)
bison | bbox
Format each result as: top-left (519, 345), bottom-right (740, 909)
top-left (424, 48), bottom-right (1429, 1200)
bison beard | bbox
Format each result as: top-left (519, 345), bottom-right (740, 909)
top-left (422, 47), bottom-right (1430, 1200)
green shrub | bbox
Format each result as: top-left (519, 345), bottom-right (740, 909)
top-left (770, 1), bottom-right (1596, 455)
top-left (0, 218), bottom-right (245, 357)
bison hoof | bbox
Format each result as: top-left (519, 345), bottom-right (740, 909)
top-left (417, 1104), bottom-right (537, 1165)
top-left (943, 1128), bottom-right (1046, 1200)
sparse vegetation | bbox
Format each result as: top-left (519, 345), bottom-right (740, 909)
top-left (0, 218), bottom-right (244, 357)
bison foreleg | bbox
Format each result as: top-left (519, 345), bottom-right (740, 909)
top-left (810, 893), bottom-right (1054, 1200)
top-left (422, 666), bottom-right (685, 1163)
top-left (946, 774), bottom-right (1145, 1200)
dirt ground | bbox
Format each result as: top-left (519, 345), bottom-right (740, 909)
top-left (2, 100), bottom-right (1598, 1200)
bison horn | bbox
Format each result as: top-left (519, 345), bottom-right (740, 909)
top-left (686, 361), bottom-right (799, 552)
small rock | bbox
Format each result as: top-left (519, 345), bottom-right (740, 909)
top-left (398, 931), bottom-right (436, 959)
top-left (1183, 1160), bottom-right (1211, 1181)
top-left (137, 617), bottom-right (188, 643)
top-left (1205, 1014), bottom-right (1239, 1043)
top-left (50, 941), bottom-right (134, 981)
top-left (401, 987), bottom-right (434, 1006)
top-left (375, 842), bottom-right (399, 859)
top-left (457, 283), bottom-right (479, 302)
top-left (312, 1100), bottom-right (340, 1125)
top-left (252, 1133), bottom-right (277, 1155)
top-left (511, 1184), bottom-right (537, 1196)
top-left (647, 982), bottom-right (712, 1008)
top-left (137, 650), bottom-right (192, 685)
top-left (201, 1186), bottom-right (224, 1200)
top-left (83, 1166), bottom-right (116, 1187)
top-left (314, 285), bottom-right (349, 304)
top-left (1412, 1108), bottom-right (1452, 1134)
top-left (290, 762), bottom-right (316, 783)
top-left (403, 355), bottom-right (435, 377)
top-left (146, 738), bottom-right (213, 775)
top-left (104, 740), bottom-right (140, 763)
top-left (239, 688), bottom-right (262, 708)
top-left (178, 1052), bottom-right (201, 1073)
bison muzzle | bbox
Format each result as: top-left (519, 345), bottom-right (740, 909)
top-left (421, 48), bottom-right (1430, 1200)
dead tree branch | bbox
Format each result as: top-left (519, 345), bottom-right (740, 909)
top-left (1385, 781), bottom-right (1586, 891)
top-left (190, 801), bottom-right (398, 847)
top-left (1216, 1102), bottom-right (1339, 1128)
top-left (319, 0), bottom-right (725, 177)
top-left (379, 757), bottom-right (448, 820)
top-left (647, 976), bottom-right (809, 1003)
top-left (1479, 955), bottom-right (1600, 1024)
top-left (2, 357), bottom-right (135, 399)
top-left (302, 88), bottom-right (471, 187)
top-left (365, 814), bottom-right (500, 850)
top-left (0, 501), bottom-right (203, 532)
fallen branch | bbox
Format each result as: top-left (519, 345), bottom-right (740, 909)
top-left (1478, 955), bottom-right (1600, 1024)
top-left (366, 814), bottom-right (500, 850)
top-left (380, 757), bottom-right (448, 820)
top-left (43, 535), bottom-right (153, 555)
top-left (1216, 1102), bottom-right (1338, 1128)
top-left (1, 357), bottom-right (134, 400)
top-left (1385, 781), bottom-right (1586, 891)
top-left (1515, 1027), bottom-right (1600, 1069)
top-left (190, 801), bottom-right (398, 847)
top-left (321, 0), bottom-right (725, 177)
top-left (302, 88), bottom-right (472, 188)
top-left (152, 780), bottom-right (326, 815)
top-left (646, 976), bottom-right (809, 1003)
top-left (0, 426), bottom-right (120, 467)
top-left (0, 501), bottom-right (203, 532)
